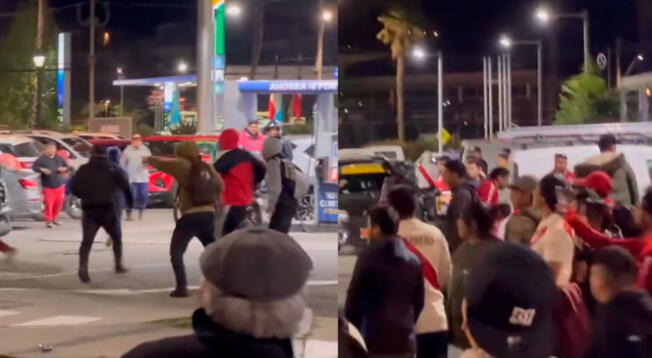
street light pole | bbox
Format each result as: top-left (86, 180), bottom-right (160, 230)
top-left (89, 0), bottom-right (96, 127)
top-left (437, 52), bottom-right (444, 154)
top-left (582, 10), bottom-right (590, 72)
top-left (536, 7), bottom-right (590, 72)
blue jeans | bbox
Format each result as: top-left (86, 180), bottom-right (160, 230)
top-left (130, 183), bottom-right (148, 211)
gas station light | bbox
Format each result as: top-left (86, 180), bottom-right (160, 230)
top-left (177, 61), bottom-right (188, 74)
top-left (226, 4), bottom-right (242, 17)
top-left (322, 10), bottom-right (334, 22)
top-left (33, 54), bottom-right (45, 68)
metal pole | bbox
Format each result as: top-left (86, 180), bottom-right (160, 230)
top-left (503, 55), bottom-right (509, 130)
top-left (507, 53), bottom-right (512, 128)
top-left (197, 0), bottom-right (214, 133)
top-left (537, 41), bottom-right (543, 126)
top-left (316, 0), bottom-right (325, 80)
top-left (498, 55), bottom-right (503, 132)
top-left (488, 57), bottom-right (493, 139)
top-left (120, 86), bottom-right (124, 117)
top-left (437, 52), bottom-right (444, 154)
top-left (616, 38), bottom-right (622, 88)
top-left (89, 0), bottom-right (96, 127)
top-left (583, 10), bottom-right (590, 72)
top-left (483, 57), bottom-right (488, 139)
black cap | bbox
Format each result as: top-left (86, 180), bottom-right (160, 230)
top-left (465, 243), bottom-right (557, 358)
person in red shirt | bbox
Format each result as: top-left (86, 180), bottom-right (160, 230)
top-left (214, 129), bottom-right (266, 235)
top-left (477, 167), bottom-right (510, 207)
top-left (552, 153), bottom-right (574, 183)
top-left (565, 190), bottom-right (652, 296)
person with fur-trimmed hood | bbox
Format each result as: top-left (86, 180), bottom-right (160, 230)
top-left (122, 227), bottom-right (313, 358)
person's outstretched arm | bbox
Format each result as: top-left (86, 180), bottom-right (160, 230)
top-left (565, 210), bottom-right (643, 257)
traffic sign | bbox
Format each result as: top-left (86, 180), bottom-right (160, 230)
top-left (596, 53), bottom-right (607, 70)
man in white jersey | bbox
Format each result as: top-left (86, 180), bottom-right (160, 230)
top-left (388, 185), bottom-right (452, 358)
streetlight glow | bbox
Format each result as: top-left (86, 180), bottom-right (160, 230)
top-left (535, 7), bottom-right (551, 24)
top-left (322, 10), bottom-right (334, 22)
top-left (33, 54), bottom-right (45, 68)
top-left (177, 61), bottom-right (188, 74)
top-left (226, 4), bottom-right (242, 17)
top-left (116, 67), bottom-right (124, 75)
top-left (499, 35), bottom-right (513, 49)
top-left (637, 54), bottom-right (645, 61)
top-left (412, 46), bottom-right (426, 60)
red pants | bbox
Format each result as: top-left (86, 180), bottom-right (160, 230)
top-left (0, 239), bottom-right (12, 252)
top-left (43, 186), bottom-right (65, 223)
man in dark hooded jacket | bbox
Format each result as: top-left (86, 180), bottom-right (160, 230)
top-left (442, 160), bottom-right (479, 252)
top-left (71, 146), bottom-right (133, 283)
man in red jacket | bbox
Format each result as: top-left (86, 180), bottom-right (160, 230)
top-left (214, 129), bottom-right (266, 235)
top-left (477, 167), bottom-right (510, 207)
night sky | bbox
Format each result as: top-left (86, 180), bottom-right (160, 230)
top-left (339, 0), bottom-right (645, 75)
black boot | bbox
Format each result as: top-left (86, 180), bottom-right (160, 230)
top-left (112, 238), bottom-right (128, 274)
top-left (78, 252), bottom-right (90, 283)
top-left (170, 257), bottom-right (189, 298)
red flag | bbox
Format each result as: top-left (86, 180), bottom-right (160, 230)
top-left (293, 94), bottom-right (302, 122)
top-left (268, 95), bottom-right (276, 121)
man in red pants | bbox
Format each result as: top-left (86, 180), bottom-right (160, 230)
top-left (33, 142), bottom-right (70, 228)
top-left (0, 239), bottom-right (16, 258)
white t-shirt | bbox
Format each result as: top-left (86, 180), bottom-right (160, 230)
top-left (398, 218), bottom-right (452, 333)
top-left (530, 213), bottom-right (575, 286)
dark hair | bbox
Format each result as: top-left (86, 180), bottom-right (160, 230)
top-left (555, 153), bottom-right (568, 160)
top-left (539, 174), bottom-right (568, 211)
top-left (471, 146), bottom-right (482, 154)
top-left (248, 119), bottom-right (260, 125)
top-left (489, 167), bottom-right (510, 181)
top-left (444, 159), bottom-right (467, 178)
top-left (368, 205), bottom-right (399, 236)
top-left (460, 200), bottom-right (494, 238)
top-left (593, 246), bottom-right (639, 285)
top-left (465, 156), bottom-right (479, 166)
top-left (598, 134), bottom-right (617, 152)
top-left (387, 185), bottom-right (417, 219)
top-left (502, 148), bottom-right (512, 155)
top-left (45, 141), bottom-right (57, 148)
top-left (641, 190), bottom-right (652, 217)
top-left (498, 153), bottom-right (509, 160)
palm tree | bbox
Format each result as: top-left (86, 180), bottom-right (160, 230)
top-left (376, 9), bottom-right (423, 142)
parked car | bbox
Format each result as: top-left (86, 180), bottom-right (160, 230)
top-left (143, 135), bottom-right (220, 207)
top-left (73, 132), bottom-right (125, 141)
top-left (0, 137), bottom-right (44, 221)
top-left (0, 173), bottom-right (12, 236)
top-left (0, 135), bottom-right (45, 170)
top-left (23, 131), bottom-right (91, 169)
top-left (87, 139), bottom-right (131, 152)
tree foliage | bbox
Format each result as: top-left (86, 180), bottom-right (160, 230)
top-left (554, 62), bottom-right (620, 125)
top-left (376, 7), bottom-right (423, 142)
top-left (0, 0), bottom-right (59, 129)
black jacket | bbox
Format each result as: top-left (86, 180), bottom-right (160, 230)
top-left (122, 309), bottom-right (294, 358)
top-left (585, 290), bottom-right (652, 358)
top-left (345, 236), bottom-right (424, 356)
top-left (71, 156), bottom-right (133, 210)
top-left (445, 182), bottom-right (479, 251)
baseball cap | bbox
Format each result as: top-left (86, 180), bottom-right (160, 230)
top-left (465, 243), bottom-right (557, 358)
top-left (574, 171), bottom-right (612, 199)
top-left (200, 228), bottom-right (313, 302)
top-left (509, 175), bottom-right (538, 194)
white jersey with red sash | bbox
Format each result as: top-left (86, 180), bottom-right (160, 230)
top-left (530, 213), bottom-right (576, 286)
top-left (397, 218), bottom-right (452, 334)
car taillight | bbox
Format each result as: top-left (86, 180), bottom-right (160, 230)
top-left (18, 178), bottom-right (38, 189)
top-left (20, 161), bottom-right (33, 169)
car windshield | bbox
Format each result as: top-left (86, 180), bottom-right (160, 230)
top-left (61, 137), bottom-right (90, 157)
top-left (145, 140), bottom-right (180, 157)
top-left (339, 174), bottom-right (386, 194)
top-left (14, 141), bottom-right (43, 157)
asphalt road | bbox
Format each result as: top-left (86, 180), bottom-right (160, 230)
top-left (0, 209), bottom-right (337, 357)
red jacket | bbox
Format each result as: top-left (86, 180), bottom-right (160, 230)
top-left (566, 210), bottom-right (652, 295)
top-left (477, 179), bottom-right (499, 206)
top-left (215, 129), bottom-right (266, 206)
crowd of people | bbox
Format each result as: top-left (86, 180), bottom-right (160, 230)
top-left (342, 134), bottom-right (652, 358)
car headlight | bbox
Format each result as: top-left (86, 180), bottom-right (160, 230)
top-left (338, 210), bottom-right (349, 225)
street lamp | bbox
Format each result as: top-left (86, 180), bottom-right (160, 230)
top-left (226, 3), bottom-right (242, 17)
top-left (498, 35), bottom-right (544, 127)
top-left (177, 61), bottom-right (188, 74)
top-left (535, 5), bottom-right (590, 72)
top-left (412, 47), bottom-right (445, 154)
top-left (321, 9), bottom-right (334, 22)
top-left (625, 54), bottom-right (645, 76)
top-left (33, 54), bottom-right (45, 68)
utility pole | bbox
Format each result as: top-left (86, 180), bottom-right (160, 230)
top-left (88, 0), bottom-right (96, 128)
top-left (316, 0), bottom-right (325, 80)
top-left (31, 0), bottom-right (47, 128)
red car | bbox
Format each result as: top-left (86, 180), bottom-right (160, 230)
top-left (143, 135), bottom-right (221, 207)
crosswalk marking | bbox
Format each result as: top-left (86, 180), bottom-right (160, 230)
top-left (12, 315), bottom-right (101, 327)
top-left (0, 310), bottom-right (19, 318)
top-left (303, 340), bottom-right (338, 358)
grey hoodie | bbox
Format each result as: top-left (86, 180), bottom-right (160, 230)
top-left (263, 137), bottom-right (284, 209)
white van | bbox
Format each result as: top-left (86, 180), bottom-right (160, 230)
top-left (512, 145), bottom-right (652, 199)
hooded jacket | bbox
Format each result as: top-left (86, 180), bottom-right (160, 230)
top-left (108, 146), bottom-right (129, 207)
top-left (214, 129), bottom-right (266, 206)
top-left (71, 153), bottom-right (133, 210)
top-left (122, 308), bottom-right (294, 358)
top-left (578, 151), bottom-right (638, 207)
top-left (263, 137), bottom-right (294, 209)
top-left (146, 141), bottom-right (223, 215)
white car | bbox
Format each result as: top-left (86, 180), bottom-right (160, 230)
top-left (24, 131), bottom-right (91, 169)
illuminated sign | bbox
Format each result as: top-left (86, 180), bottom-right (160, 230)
top-left (57, 33), bottom-right (71, 126)
top-left (239, 80), bottom-right (338, 94)
top-left (213, 0), bottom-right (225, 95)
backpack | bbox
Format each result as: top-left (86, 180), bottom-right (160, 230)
top-left (187, 160), bottom-right (217, 206)
top-left (280, 159), bottom-right (309, 200)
